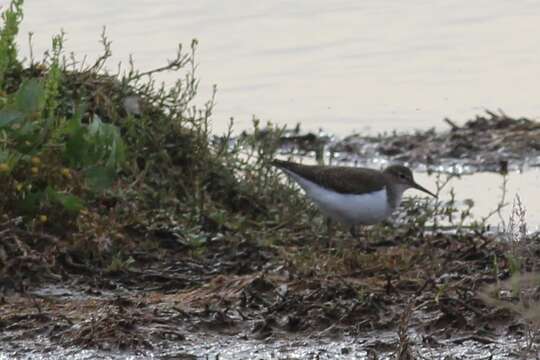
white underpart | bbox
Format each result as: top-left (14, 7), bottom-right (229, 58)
top-left (283, 169), bottom-right (398, 226)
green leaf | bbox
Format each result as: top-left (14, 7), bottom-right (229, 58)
top-left (87, 115), bottom-right (103, 135)
top-left (63, 114), bottom-right (83, 135)
top-left (0, 150), bottom-right (9, 162)
top-left (107, 131), bottom-right (126, 168)
top-left (64, 115), bottom-right (126, 170)
top-left (0, 109), bottom-right (24, 127)
top-left (1, 150), bottom-right (21, 170)
top-left (57, 193), bottom-right (84, 213)
top-left (18, 191), bottom-right (44, 214)
top-left (15, 79), bottom-right (45, 114)
top-left (84, 166), bottom-right (116, 192)
top-left (45, 187), bottom-right (84, 213)
top-left (64, 125), bottom-right (88, 166)
top-left (88, 116), bottom-right (126, 169)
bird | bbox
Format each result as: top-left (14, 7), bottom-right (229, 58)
top-left (272, 159), bottom-right (436, 237)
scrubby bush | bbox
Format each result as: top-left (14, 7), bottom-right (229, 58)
top-left (0, 0), bottom-right (305, 272)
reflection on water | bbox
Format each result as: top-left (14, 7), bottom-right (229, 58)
top-left (17, 0), bottom-right (540, 135)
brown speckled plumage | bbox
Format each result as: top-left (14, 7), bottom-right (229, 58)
top-left (272, 160), bottom-right (407, 194)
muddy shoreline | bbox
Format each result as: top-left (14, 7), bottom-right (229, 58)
top-left (2, 223), bottom-right (540, 358)
top-left (275, 110), bottom-right (540, 174)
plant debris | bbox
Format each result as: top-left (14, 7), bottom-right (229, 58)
top-left (275, 110), bottom-right (540, 174)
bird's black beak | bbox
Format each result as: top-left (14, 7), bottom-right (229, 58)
top-left (412, 182), bottom-right (437, 198)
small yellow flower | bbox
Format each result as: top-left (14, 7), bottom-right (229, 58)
top-left (16, 182), bottom-right (23, 191)
top-left (61, 168), bottom-right (71, 178)
top-left (39, 215), bottom-right (48, 223)
top-left (0, 163), bottom-right (9, 173)
top-left (31, 156), bottom-right (41, 166)
top-left (31, 166), bottom-right (39, 175)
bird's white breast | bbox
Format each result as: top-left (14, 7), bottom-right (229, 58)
top-left (283, 169), bottom-right (393, 225)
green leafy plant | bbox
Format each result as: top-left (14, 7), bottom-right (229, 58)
top-left (0, 0), bottom-right (23, 89)
top-left (0, 62), bottom-right (126, 219)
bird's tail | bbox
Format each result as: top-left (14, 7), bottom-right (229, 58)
top-left (271, 159), bottom-right (309, 178)
top-left (271, 159), bottom-right (288, 168)
top-left (271, 159), bottom-right (301, 172)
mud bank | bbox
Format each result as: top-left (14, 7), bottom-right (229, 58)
top-left (275, 111), bottom-right (540, 174)
top-left (2, 229), bottom-right (540, 359)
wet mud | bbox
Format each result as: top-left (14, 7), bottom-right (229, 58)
top-left (278, 111), bottom-right (540, 173)
top-left (2, 227), bottom-right (539, 358)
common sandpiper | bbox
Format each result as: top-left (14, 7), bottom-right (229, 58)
top-left (272, 160), bottom-right (436, 236)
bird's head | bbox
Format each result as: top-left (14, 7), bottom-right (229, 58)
top-left (383, 165), bottom-right (436, 197)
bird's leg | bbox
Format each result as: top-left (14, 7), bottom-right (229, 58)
top-left (325, 218), bottom-right (335, 249)
top-left (350, 225), bottom-right (372, 252)
top-left (349, 226), bottom-right (358, 238)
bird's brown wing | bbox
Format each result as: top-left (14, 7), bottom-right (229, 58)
top-left (272, 160), bottom-right (385, 194)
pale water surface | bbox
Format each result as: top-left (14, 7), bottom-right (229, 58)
top-left (14, 0), bottom-right (540, 135)
top-left (416, 170), bottom-right (540, 231)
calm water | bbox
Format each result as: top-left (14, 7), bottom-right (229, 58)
top-left (12, 1), bottom-right (540, 228)
top-left (416, 170), bottom-right (540, 231)
top-left (17, 0), bottom-right (540, 135)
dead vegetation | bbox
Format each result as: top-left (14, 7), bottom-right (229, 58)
top-left (2, 222), bottom-right (539, 357)
top-left (284, 110), bottom-right (540, 173)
